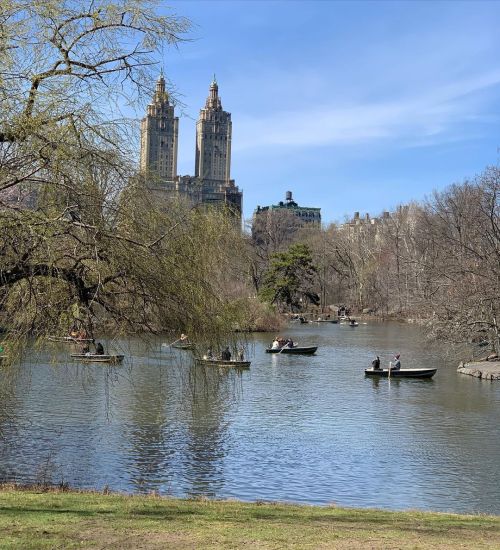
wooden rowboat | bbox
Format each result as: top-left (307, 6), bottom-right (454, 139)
top-left (265, 346), bottom-right (318, 355)
top-left (364, 367), bottom-right (437, 378)
top-left (172, 342), bottom-right (193, 350)
top-left (195, 358), bottom-right (250, 369)
top-left (70, 354), bottom-right (124, 364)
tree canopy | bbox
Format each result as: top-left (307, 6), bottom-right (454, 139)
top-left (259, 243), bottom-right (319, 312)
top-left (0, 2), bottom-right (250, 351)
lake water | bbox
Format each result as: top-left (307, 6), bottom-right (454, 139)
top-left (1, 322), bottom-right (499, 514)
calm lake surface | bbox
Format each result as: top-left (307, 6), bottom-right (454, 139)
top-left (1, 322), bottom-right (499, 514)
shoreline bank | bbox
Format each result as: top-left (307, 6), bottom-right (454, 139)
top-left (0, 486), bottom-right (499, 549)
top-left (458, 360), bottom-right (500, 380)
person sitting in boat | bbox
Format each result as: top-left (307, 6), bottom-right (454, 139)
top-left (180, 333), bottom-right (189, 343)
top-left (221, 347), bottom-right (231, 361)
top-left (392, 354), bottom-right (401, 370)
top-left (271, 337), bottom-right (280, 350)
top-left (284, 338), bottom-right (294, 348)
top-left (238, 348), bottom-right (244, 361)
top-left (95, 342), bottom-right (105, 355)
top-left (81, 343), bottom-right (90, 354)
top-left (371, 356), bottom-right (381, 370)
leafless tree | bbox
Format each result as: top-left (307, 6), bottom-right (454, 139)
top-left (418, 169), bottom-right (500, 354)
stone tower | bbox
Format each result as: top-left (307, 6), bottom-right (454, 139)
top-left (140, 73), bottom-right (242, 220)
top-left (195, 76), bottom-right (232, 183)
top-left (140, 71), bottom-right (178, 182)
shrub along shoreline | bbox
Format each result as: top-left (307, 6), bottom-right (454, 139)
top-left (0, 486), bottom-right (499, 549)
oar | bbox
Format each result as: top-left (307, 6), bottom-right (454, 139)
top-left (278, 345), bottom-right (286, 354)
top-left (278, 341), bottom-right (294, 354)
top-left (162, 337), bottom-right (181, 349)
top-left (388, 360), bottom-right (392, 379)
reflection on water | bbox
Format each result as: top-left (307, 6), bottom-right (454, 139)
top-left (0, 323), bottom-right (499, 514)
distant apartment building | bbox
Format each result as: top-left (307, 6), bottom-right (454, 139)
top-left (140, 73), bottom-right (242, 217)
top-left (340, 210), bottom-right (391, 234)
top-left (252, 191), bottom-right (321, 243)
top-left (254, 191), bottom-right (321, 224)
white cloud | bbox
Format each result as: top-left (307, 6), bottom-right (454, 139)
top-left (232, 69), bottom-right (500, 152)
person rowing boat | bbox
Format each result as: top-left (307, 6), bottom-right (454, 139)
top-left (392, 354), bottom-right (401, 370)
top-left (271, 336), bottom-right (296, 350)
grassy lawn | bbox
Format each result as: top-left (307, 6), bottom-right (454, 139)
top-left (0, 487), bottom-right (499, 549)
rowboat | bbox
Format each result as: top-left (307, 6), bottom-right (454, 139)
top-left (349, 322), bottom-right (359, 327)
top-left (70, 354), bottom-right (124, 364)
top-left (364, 367), bottom-right (437, 378)
top-left (172, 342), bottom-right (193, 350)
top-left (195, 358), bottom-right (250, 369)
top-left (266, 346), bottom-right (318, 355)
top-left (48, 336), bottom-right (94, 343)
top-left (313, 319), bottom-right (338, 324)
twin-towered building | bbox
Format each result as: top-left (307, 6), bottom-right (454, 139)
top-left (140, 72), bottom-right (242, 216)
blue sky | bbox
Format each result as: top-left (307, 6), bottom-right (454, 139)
top-left (151, 0), bottom-right (500, 223)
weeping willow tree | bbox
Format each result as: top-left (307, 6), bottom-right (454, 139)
top-left (0, 1), bottom-right (249, 358)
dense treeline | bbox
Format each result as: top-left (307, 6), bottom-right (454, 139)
top-left (0, 1), bottom-right (497, 359)
top-left (251, 167), bottom-right (499, 355)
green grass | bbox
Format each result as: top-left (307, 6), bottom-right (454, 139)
top-left (0, 486), bottom-right (499, 549)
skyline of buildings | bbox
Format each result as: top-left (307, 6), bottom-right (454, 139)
top-left (139, 73), bottom-right (328, 225)
top-left (138, 74), bottom-right (410, 230)
top-left (158, 2), bottom-right (500, 225)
